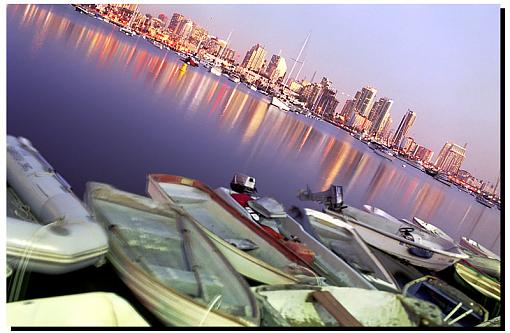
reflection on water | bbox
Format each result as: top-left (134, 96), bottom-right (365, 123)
top-left (7, 4), bottom-right (500, 254)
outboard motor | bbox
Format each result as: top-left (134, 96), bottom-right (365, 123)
top-left (298, 185), bottom-right (347, 212)
top-left (230, 173), bottom-right (257, 194)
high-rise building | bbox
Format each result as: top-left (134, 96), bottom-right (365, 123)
top-left (414, 146), bottom-right (434, 164)
top-left (190, 25), bottom-right (208, 45)
top-left (340, 99), bottom-right (354, 120)
top-left (179, 20), bottom-right (193, 40)
top-left (242, 44), bottom-right (267, 72)
top-left (402, 137), bottom-right (417, 155)
top-left (435, 142), bottom-right (467, 174)
top-left (266, 55), bottom-right (287, 82)
top-left (301, 83), bottom-right (322, 109)
top-left (369, 97), bottom-right (393, 135)
top-left (392, 109), bottom-right (416, 148)
top-left (352, 86), bottom-right (378, 117)
top-left (158, 13), bottom-right (168, 27)
top-left (313, 88), bottom-right (339, 117)
top-left (114, 4), bottom-right (138, 12)
top-left (168, 13), bottom-right (184, 33)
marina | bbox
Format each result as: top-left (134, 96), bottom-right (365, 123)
top-left (6, 4), bottom-right (501, 328)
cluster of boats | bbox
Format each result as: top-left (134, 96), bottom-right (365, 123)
top-left (6, 135), bottom-right (500, 327)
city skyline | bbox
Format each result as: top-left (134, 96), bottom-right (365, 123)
top-left (140, 4), bottom-right (501, 183)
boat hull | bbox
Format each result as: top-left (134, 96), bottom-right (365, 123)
top-left (327, 208), bottom-right (466, 271)
top-left (271, 96), bottom-right (290, 111)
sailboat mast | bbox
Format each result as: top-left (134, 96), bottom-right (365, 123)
top-left (285, 31), bottom-right (310, 87)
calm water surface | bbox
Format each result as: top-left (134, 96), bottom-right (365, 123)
top-left (7, 5), bottom-right (500, 254)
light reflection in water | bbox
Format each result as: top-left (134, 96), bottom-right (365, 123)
top-left (8, 4), bottom-right (500, 253)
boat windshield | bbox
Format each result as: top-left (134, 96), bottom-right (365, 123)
top-left (87, 184), bottom-right (257, 324)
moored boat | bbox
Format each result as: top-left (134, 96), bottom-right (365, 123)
top-left (85, 182), bottom-right (259, 326)
top-left (210, 65), bottom-right (222, 76)
top-left (475, 195), bottom-right (494, 208)
top-left (254, 284), bottom-right (443, 327)
top-left (434, 173), bottom-right (452, 187)
top-left (289, 207), bottom-right (400, 292)
top-left (453, 262), bottom-right (500, 301)
top-left (119, 26), bottom-right (135, 36)
top-left (459, 236), bottom-right (499, 261)
top-left (147, 174), bottom-right (316, 285)
top-left (403, 275), bottom-right (488, 327)
top-left (271, 96), bottom-right (290, 111)
top-left (373, 148), bottom-right (394, 161)
top-left (228, 75), bottom-right (240, 83)
top-left (214, 173), bottom-right (391, 289)
top-left (300, 186), bottom-right (468, 271)
top-left (7, 136), bottom-right (108, 275)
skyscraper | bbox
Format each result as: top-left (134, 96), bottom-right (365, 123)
top-left (369, 97), bottom-right (393, 135)
top-left (392, 109), bottom-right (416, 148)
top-left (168, 13), bottom-right (184, 33)
top-left (179, 20), bottom-right (193, 40)
top-left (266, 55), bottom-right (287, 82)
top-left (435, 142), bottom-right (467, 174)
top-left (353, 86), bottom-right (378, 117)
top-left (242, 44), bottom-right (267, 72)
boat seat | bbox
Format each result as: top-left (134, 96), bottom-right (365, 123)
top-left (159, 183), bottom-right (210, 204)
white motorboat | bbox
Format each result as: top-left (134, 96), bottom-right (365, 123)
top-left (210, 65), bottom-right (222, 76)
top-left (228, 75), bottom-right (240, 83)
top-left (459, 237), bottom-right (499, 260)
top-left (119, 27), bottom-right (135, 36)
top-left (363, 206), bottom-right (455, 243)
top-left (6, 136), bottom-right (108, 275)
top-left (271, 96), bottom-right (290, 111)
top-left (7, 292), bottom-right (149, 327)
top-left (299, 186), bottom-right (468, 271)
top-left (85, 182), bottom-right (259, 326)
top-left (249, 85), bottom-right (257, 91)
top-left (373, 148), bottom-right (394, 161)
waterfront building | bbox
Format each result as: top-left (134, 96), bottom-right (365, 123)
top-left (352, 86), bottom-right (378, 117)
top-left (190, 25), bottom-right (208, 45)
top-left (242, 44), bottom-right (267, 72)
top-left (346, 113), bottom-right (372, 132)
top-left (301, 82), bottom-right (322, 109)
top-left (369, 98), bottom-right (393, 136)
top-left (391, 109), bottom-right (416, 148)
top-left (413, 146), bottom-right (434, 164)
top-left (114, 4), bottom-right (138, 12)
top-left (158, 13), bottom-right (168, 27)
top-left (266, 55), bottom-right (287, 82)
top-left (221, 48), bottom-right (236, 63)
top-left (435, 142), bottom-right (467, 175)
top-left (176, 19), bottom-right (193, 40)
top-left (288, 80), bottom-right (303, 93)
top-left (368, 97), bottom-right (393, 122)
top-left (149, 17), bottom-right (164, 30)
top-left (381, 115), bottom-right (392, 138)
top-left (313, 88), bottom-right (339, 117)
top-left (339, 99), bottom-right (354, 119)
top-left (402, 137), bottom-right (418, 156)
top-left (168, 13), bottom-right (184, 33)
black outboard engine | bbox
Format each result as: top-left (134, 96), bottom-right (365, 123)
top-left (298, 185), bottom-right (347, 212)
top-left (230, 173), bottom-right (257, 194)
